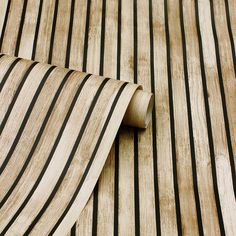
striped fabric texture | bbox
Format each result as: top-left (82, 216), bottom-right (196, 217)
top-left (0, 0), bottom-right (235, 235)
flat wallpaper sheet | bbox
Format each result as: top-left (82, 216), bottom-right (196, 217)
top-left (0, 0), bottom-right (235, 235)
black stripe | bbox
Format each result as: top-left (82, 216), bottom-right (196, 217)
top-left (114, 0), bottom-right (122, 235)
top-left (1, 73), bottom-right (92, 234)
top-left (133, 0), bottom-right (138, 85)
top-left (164, 0), bottom-right (183, 234)
top-left (0, 58), bottom-right (22, 93)
top-left (65, 0), bottom-right (75, 68)
top-left (209, 0), bottom-right (236, 198)
top-left (224, 0), bottom-right (236, 76)
top-left (24, 78), bottom-right (110, 235)
top-left (194, 0), bottom-right (226, 234)
top-left (116, 0), bottom-right (122, 83)
top-left (179, 0), bottom-right (204, 234)
top-left (0, 70), bottom-right (74, 208)
top-left (133, 128), bottom-right (140, 236)
top-left (92, 0), bottom-right (107, 234)
top-left (149, 0), bottom-right (161, 234)
top-left (82, 0), bottom-right (91, 72)
top-left (48, 0), bottom-right (59, 64)
top-left (14, 0), bottom-right (28, 57)
top-left (49, 82), bottom-right (128, 235)
top-left (70, 223), bottom-right (76, 236)
top-left (0, 54), bottom-right (5, 59)
top-left (0, 0), bottom-right (11, 51)
top-left (32, 0), bottom-right (44, 60)
top-left (114, 136), bottom-right (119, 236)
top-left (0, 62), bottom-right (38, 136)
top-left (99, 0), bottom-right (106, 76)
top-left (0, 66), bottom-right (56, 177)
top-left (92, 184), bottom-right (99, 236)
top-left (133, 1), bottom-right (140, 235)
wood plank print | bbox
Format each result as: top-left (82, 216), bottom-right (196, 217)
top-left (0, 0), bottom-right (235, 235)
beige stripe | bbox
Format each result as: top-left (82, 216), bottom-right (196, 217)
top-left (34, 0), bottom-right (56, 63)
top-left (18, 0), bottom-right (41, 59)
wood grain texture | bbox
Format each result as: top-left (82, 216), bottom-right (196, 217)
top-left (0, 0), bottom-right (235, 235)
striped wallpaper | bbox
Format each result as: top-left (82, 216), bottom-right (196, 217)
top-left (0, 0), bottom-right (235, 235)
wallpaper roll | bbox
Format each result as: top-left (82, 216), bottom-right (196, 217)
top-left (0, 54), bottom-right (153, 235)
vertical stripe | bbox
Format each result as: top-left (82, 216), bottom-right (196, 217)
top-left (15, 0), bottom-right (28, 57)
top-left (194, 0), bottom-right (226, 234)
top-left (116, 0), bottom-right (121, 84)
top-left (99, 0), bottom-right (106, 76)
top-left (31, 0), bottom-right (43, 60)
top-left (114, 136), bottom-right (119, 236)
top-left (48, 0), bottom-right (59, 64)
top-left (133, 128), bottom-right (140, 236)
top-left (133, 1), bottom-right (140, 236)
top-left (114, 0), bottom-right (122, 235)
top-left (164, 0), bottom-right (182, 234)
top-left (82, 0), bottom-right (91, 72)
top-left (0, 0), bottom-right (11, 51)
top-left (209, 0), bottom-right (236, 197)
top-left (179, 0), bottom-right (204, 234)
top-left (65, 0), bottom-right (75, 68)
top-left (148, 0), bottom-right (161, 234)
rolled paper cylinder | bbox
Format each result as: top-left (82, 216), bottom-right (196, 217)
top-left (123, 89), bottom-right (154, 128)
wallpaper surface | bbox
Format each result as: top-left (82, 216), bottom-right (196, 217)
top-left (0, 0), bottom-right (235, 235)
